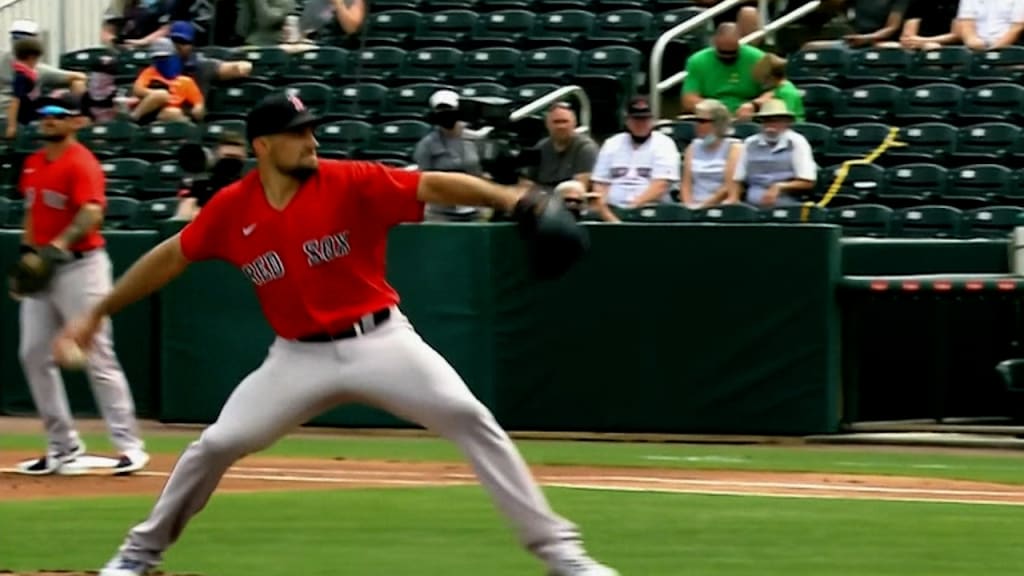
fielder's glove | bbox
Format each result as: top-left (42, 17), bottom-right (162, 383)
top-left (8, 244), bottom-right (71, 297)
top-left (511, 189), bottom-right (589, 280)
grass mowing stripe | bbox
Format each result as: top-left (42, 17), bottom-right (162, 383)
top-left (0, 487), bottom-right (1021, 576)
top-left (2, 432), bottom-right (1023, 485)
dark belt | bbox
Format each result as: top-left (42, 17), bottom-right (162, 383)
top-left (296, 308), bottom-right (392, 343)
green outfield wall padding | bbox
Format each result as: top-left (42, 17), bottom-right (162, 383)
top-left (0, 230), bottom-right (159, 419)
top-left (841, 238), bottom-right (1009, 276)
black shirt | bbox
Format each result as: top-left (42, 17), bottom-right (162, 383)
top-left (904, 0), bottom-right (959, 37)
top-left (852, 0), bottom-right (909, 36)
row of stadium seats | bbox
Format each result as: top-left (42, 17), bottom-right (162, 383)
top-left (802, 82), bottom-right (1024, 127)
top-left (660, 121), bottom-right (1024, 168)
top-left (617, 203), bottom-right (1021, 239)
top-left (788, 45), bottom-right (1024, 88)
top-left (309, 0), bottom-right (702, 14)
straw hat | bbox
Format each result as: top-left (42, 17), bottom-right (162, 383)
top-left (754, 99), bottom-right (795, 120)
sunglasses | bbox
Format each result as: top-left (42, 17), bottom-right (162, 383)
top-left (695, 118), bottom-right (712, 124)
top-left (42, 113), bottom-right (71, 120)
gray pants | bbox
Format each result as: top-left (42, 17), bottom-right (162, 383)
top-left (116, 309), bottom-right (582, 570)
top-left (18, 249), bottom-right (143, 455)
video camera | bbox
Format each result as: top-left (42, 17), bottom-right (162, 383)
top-left (458, 96), bottom-right (543, 185)
top-left (176, 135), bottom-right (247, 206)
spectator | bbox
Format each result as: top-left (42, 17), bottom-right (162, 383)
top-left (167, 0), bottom-right (215, 46)
top-left (805, 0), bottom-right (909, 49)
top-left (731, 99), bottom-right (817, 207)
top-left (682, 23), bottom-right (766, 121)
top-left (958, 0), bottom-right (1024, 51)
top-left (413, 90), bottom-right (485, 222)
top-left (102, 0), bottom-right (174, 48)
top-left (694, 0), bottom-right (763, 40)
top-left (0, 20), bottom-right (86, 109)
top-left (301, 0), bottom-right (368, 45)
top-left (131, 38), bottom-right (204, 124)
top-left (236, 0), bottom-right (297, 46)
top-left (751, 53), bottom-right (805, 123)
top-left (554, 180), bottom-right (603, 222)
top-left (80, 53), bottom-right (120, 124)
top-left (526, 102), bottom-right (599, 190)
top-left (895, 0), bottom-right (961, 50)
top-left (6, 37), bottom-right (45, 140)
top-left (591, 97), bottom-right (681, 218)
top-left (169, 21), bottom-right (253, 98)
top-left (175, 131), bottom-right (249, 220)
top-left (680, 100), bottom-right (741, 209)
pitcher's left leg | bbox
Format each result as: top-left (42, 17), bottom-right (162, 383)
top-left (349, 313), bottom-right (617, 576)
top-left (53, 251), bottom-right (145, 464)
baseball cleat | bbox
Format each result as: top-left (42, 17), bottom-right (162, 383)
top-left (99, 555), bottom-right (150, 576)
top-left (15, 442), bottom-right (86, 475)
top-left (113, 449), bottom-right (150, 476)
top-left (548, 556), bottom-right (620, 576)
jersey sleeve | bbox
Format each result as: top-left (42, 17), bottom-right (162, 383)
top-left (179, 188), bottom-right (230, 262)
top-left (340, 161), bottom-right (424, 228)
top-left (70, 152), bottom-right (107, 208)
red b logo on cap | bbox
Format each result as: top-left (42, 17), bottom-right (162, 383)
top-left (287, 94), bottom-right (306, 112)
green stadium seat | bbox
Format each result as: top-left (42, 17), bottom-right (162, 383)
top-left (383, 82), bottom-right (453, 121)
top-left (284, 46), bottom-right (349, 83)
top-left (515, 46), bottom-right (580, 84)
top-left (116, 48), bottom-right (151, 83)
top-left (966, 46), bottom-right (1024, 85)
top-left (459, 82), bottom-right (509, 99)
top-left (844, 47), bottom-right (911, 86)
top-left (282, 82), bottom-right (333, 116)
top-left (0, 197), bottom-right (11, 228)
top-left (59, 47), bottom-right (114, 73)
top-left (819, 163), bottom-right (885, 206)
top-left (100, 158), bottom-right (150, 193)
top-left (826, 204), bottom-right (893, 237)
top-left (964, 206), bottom-right (1024, 238)
top-left (825, 122), bottom-right (891, 165)
top-left (595, 0), bottom-right (647, 11)
top-left (587, 9), bottom-right (653, 47)
top-left (143, 161), bottom-right (185, 196)
top-left (533, 0), bottom-right (590, 11)
top-left (763, 204), bottom-right (826, 223)
top-left (696, 203), bottom-right (760, 223)
top-left (317, 120), bottom-right (375, 158)
top-left (453, 47), bottom-right (522, 84)
top-left (791, 122), bottom-right (831, 157)
top-left (470, 9), bottom-right (535, 48)
top-left (894, 83), bottom-right (963, 125)
top-left (476, 0), bottom-right (534, 10)
top-left (787, 47), bottom-right (849, 85)
top-left (893, 205), bottom-right (963, 238)
top-left (511, 82), bottom-right (559, 107)
top-left (131, 121), bottom-right (200, 162)
top-left (421, 0), bottom-right (479, 11)
top-left (198, 45), bottom-right (237, 61)
top-left (2, 198), bottom-right (24, 229)
top-left (13, 123), bottom-right (43, 156)
top-left (349, 47), bottom-right (408, 85)
top-left (366, 10), bottom-right (422, 47)
top-left (800, 84), bottom-right (840, 125)
top-left (104, 197), bottom-right (141, 229)
top-left (945, 164), bottom-right (1014, 207)
top-left (905, 46), bottom-right (970, 85)
top-left (208, 82), bottom-right (274, 121)
top-left (575, 46), bottom-right (642, 105)
top-left (373, 0), bottom-right (421, 10)
top-left (129, 197), bottom-right (179, 229)
top-left (956, 83), bottom-right (1024, 125)
top-left (201, 119), bottom-right (247, 146)
top-left (527, 9), bottom-right (594, 48)
top-left (885, 122), bottom-right (957, 166)
top-left (414, 10), bottom-right (478, 47)
top-left (78, 120), bottom-right (138, 159)
top-left (235, 46), bottom-right (291, 83)
top-left (882, 163), bottom-right (948, 207)
top-left (402, 47), bottom-right (463, 83)
top-left (952, 122), bottom-right (1020, 166)
top-left (329, 82), bottom-right (389, 121)
top-left (360, 120), bottom-right (432, 162)
top-left (656, 120), bottom-right (695, 148)
top-left (622, 203), bottom-right (691, 222)
top-left (834, 84), bottom-right (901, 124)
top-left (731, 122), bottom-right (759, 140)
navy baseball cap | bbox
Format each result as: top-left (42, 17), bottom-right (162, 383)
top-left (36, 92), bottom-right (81, 117)
top-left (246, 92), bottom-right (324, 140)
top-left (169, 20), bottom-right (195, 43)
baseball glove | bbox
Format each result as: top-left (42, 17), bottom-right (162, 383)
top-left (512, 190), bottom-right (590, 280)
top-left (8, 245), bottom-right (70, 297)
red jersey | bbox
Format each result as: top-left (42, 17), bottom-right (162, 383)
top-left (179, 160), bottom-right (425, 340)
top-left (20, 141), bottom-right (107, 252)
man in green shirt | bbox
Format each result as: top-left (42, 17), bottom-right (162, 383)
top-left (752, 53), bottom-right (806, 123)
top-left (681, 23), bottom-right (765, 121)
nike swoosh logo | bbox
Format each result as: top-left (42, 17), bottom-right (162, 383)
top-left (242, 224), bottom-right (256, 236)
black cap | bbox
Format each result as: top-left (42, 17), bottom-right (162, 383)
top-left (246, 91), bottom-right (324, 141)
top-left (626, 96), bottom-right (653, 119)
top-left (36, 92), bottom-right (82, 117)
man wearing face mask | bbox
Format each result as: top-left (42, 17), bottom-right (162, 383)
top-left (412, 90), bottom-right (485, 222)
top-left (591, 97), bottom-right (681, 219)
top-left (131, 38), bottom-right (205, 124)
top-left (682, 23), bottom-right (765, 121)
top-left (730, 99), bottom-right (817, 207)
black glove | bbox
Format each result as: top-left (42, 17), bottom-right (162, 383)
top-left (8, 245), bottom-right (71, 297)
top-left (511, 190), bottom-right (589, 281)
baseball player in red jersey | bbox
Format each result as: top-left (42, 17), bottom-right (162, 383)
top-left (56, 92), bottom-right (617, 576)
top-left (12, 93), bottom-right (147, 476)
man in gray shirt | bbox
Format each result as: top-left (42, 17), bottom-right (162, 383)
top-left (527, 103), bottom-right (599, 191)
top-left (0, 20), bottom-right (86, 106)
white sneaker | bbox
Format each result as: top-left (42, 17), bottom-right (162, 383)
top-left (99, 555), bottom-right (150, 576)
top-left (549, 556), bottom-right (621, 576)
top-left (114, 449), bottom-right (150, 476)
top-left (15, 442), bottom-right (86, 475)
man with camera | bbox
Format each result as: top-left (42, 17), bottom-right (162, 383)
top-left (174, 131), bottom-right (249, 220)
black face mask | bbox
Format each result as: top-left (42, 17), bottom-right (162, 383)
top-left (209, 157), bottom-right (245, 190)
top-left (716, 50), bottom-right (738, 64)
top-left (40, 133), bottom-right (68, 143)
top-left (435, 110), bottom-right (459, 130)
top-left (630, 132), bottom-right (651, 145)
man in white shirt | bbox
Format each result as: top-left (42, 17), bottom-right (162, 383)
top-left (732, 99), bottom-right (817, 207)
top-left (591, 97), bottom-right (681, 220)
top-left (958, 0), bottom-right (1024, 51)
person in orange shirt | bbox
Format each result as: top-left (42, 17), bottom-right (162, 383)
top-left (131, 37), bottom-right (204, 125)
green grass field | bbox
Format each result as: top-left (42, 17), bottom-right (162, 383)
top-left (2, 429), bottom-right (1023, 575)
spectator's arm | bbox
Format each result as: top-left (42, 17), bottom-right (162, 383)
top-left (681, 57), bottom-right (703, 113)
top-left (134, 24), bottom-right (170, 46)
top-left (771, 135), bottom-right (817, 198)
top-left (631, 179), bottom-right (671, 206)
top-left (5, 97), bottom-right (17, 140)
top-left (590, 182), bottom-right (620, 222)
top-left (992, 23), bottom-right (1024, 49)
top-left (589, 143), bottom-right (619, 222)
top-left (217, 60), bottom-right (254, 80)
top-left (680, 144), bottom-right (694, 206)
top-left (704, 141), bottom-right (742, 207)
top-left (572, 139), bottom-right (599, 190)
top-left (333, 0), bottom-right (367, 35)
top-left (729, 143), bottom-right (748, 203)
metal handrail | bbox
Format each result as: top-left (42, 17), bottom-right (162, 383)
top-left (511, 85), bottom-right (591, 127)
top-left (647, 0), bottom-right (748, 120)
top-left (649, 0), bottom-right (822, 120)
